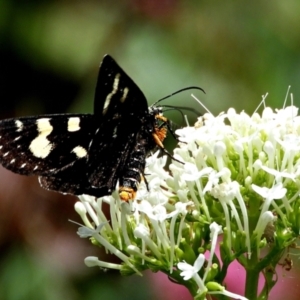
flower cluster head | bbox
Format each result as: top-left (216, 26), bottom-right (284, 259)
top-left (75, 104), bottom-right (300, 299)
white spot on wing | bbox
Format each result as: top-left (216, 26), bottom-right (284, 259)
top-left (112, 126), bottom-right (118, 138)
top-left (15, 120), bottom-right (23, 132)
top-left (10, 159), bottom-right (15, 164)
top-left (103, 73), bottom-right (120, 115)
top-left (20, 163), bottom-right (26, 168)
top-left (14, 136), bottom-right (21, 141)
top-left (120, 87), bottom-right (129, 103)
top-left (67, 117), bottom-right (81, 132)
top-left (29, 118), bottom-right (53, 158)
top-left (72, 146), bottom-right (87, 158)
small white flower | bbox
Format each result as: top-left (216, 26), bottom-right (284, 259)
top-left (210, 289), bottom-right (249, 300)
top-left (84, 256), bottom-right (122, 270)
top-left (252, 182), bottom-right (287, 215)
top-left (254, 211), bottom-right (276, 244)
top-left (178, 254), bottom-right (205, 280)
top-left (178, 254), bottom-right (206, 293)
top-left (203, 222), bottom-right (222, 281)
top-left (181, 163), bottom-right (212, 182)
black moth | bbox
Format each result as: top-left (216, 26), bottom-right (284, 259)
top-left (0, 55), bottom-right (170, 201)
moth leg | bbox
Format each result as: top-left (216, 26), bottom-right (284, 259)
top-left (155, 114), bottom-right (178, 141)
top-left (152, 128), bottom-right (167, 148)
top-left (142, 173), bottom-right (150, 191)
top-left (152, 125), bottom-right (183, 164)
top-left (159, 147), bottom-right (183, 163)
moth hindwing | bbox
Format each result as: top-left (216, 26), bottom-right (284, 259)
top-left (0, 55), bottom-right (168, 201)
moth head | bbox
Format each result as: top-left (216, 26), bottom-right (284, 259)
top-left (148, 105), bottom-right (163, 117)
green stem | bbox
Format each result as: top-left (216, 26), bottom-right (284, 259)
top-left (244, 252), bottom-right (260, 299)
top-left (163, 269), bottom-right (199, 297)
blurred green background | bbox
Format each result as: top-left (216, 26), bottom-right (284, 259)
top-left (1, 1), bottom-right (300, 299)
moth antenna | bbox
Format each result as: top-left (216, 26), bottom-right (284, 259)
top-left (161, 105), bottom-right (202, 133)
top-left (162, 105), bottom-right (201, 116)
top-left (162, 107), bottom-right (186, 125)
top-left (152, 86), bottom-right (205, 106)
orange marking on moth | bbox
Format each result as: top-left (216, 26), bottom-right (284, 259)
top-left (156, 126), bottom-right (167, 142)
top-left (119, 187), bottom-right (136, 202)
top-left (152, 132), bottom-right (164, 148)
top-left (155, 114), bottom-right (168, 123)
top-left (153, 126), bottom-right (167, 148)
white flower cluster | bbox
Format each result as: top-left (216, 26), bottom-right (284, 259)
top-left (174, 106), bottom-right (300, 250)
top-left (74, 105), bottom-right (300, 299)
top-left (75, 151), bottom-right (192, 274)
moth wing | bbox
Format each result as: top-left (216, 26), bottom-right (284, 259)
top-left (87, 55), bottom-right (150, 192)
top-left (94, 54), bottom-right (149, 119)
top-left (37, 54), bottom-right (149, 197)
top-left (39, 116), bottom-right (141, 197)
top-left (0, 114), bottom-right (95, 176)
top-left (38, 131), bottom-right (136, 197)
top-left (0, 55), bottom-right (152, 198)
